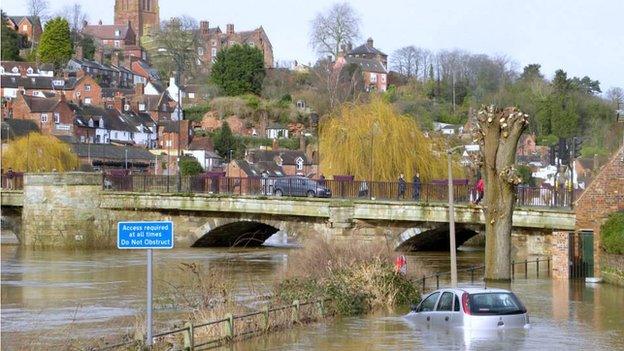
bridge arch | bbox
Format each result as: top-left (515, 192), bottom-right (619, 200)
top-left (192, 220), bottom-right (281, 247)
top-left (395, 224), bottom-right (481, 252)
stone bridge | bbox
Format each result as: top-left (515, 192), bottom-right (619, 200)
top-left (1, 173), bottom-right (576, 255)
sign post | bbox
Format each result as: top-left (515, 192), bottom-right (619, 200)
top-left (118, 221), bottom-right (174, 347)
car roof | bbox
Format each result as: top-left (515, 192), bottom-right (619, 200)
top-left (428, 287), bottom-right (512, 295)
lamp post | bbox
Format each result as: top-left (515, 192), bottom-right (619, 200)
top-left (447, 144), bottom-right (479, 287)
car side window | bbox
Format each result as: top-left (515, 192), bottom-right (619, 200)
top-left (418, 292), bottom-right (440, 312)
top-left (436, 292), bottom-right (454, 311)
top-left (454, 294), bottom-right (460, 312)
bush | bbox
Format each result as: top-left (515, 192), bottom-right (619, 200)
top-left (274, 238), bottom-right (420, 316)
top-left (602, 211), bottom-right (624, 254)
top-left (178, 155), bottom-right (203, 176)
top-left (184, 102), bottom-right (211, 122)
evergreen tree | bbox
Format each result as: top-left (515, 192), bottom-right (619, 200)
top-left (213, 122), bottom-right (244, 159)
top-left (178, 155), bottom-right (203, 176)
top-left (1, 11), bottom-right (22, 61)
top-left (38, 17), bottom-right (73, 70)
top-left (211, 45), bottom-right (266, 96)
top-left (80, 35), bottom-right (96, 60)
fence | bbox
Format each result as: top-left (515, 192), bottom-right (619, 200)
top-left (102, 174), bottom-right (577, 208)
top-left (419, 258), bottom-right (552, 292)
top-left (97, 298), bottom-right (330, 351)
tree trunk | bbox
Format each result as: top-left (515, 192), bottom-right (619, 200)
top-left (473, 106), bottom-right (529, 282)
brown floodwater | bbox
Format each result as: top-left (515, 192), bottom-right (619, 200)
top-left (1, 245), bottom-right (623, 350)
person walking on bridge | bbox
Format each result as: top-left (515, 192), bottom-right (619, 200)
top-left (474, 177), bottom-right (484, 205)
top-left (398, 174), bottom-right (407, 199)
top-left (412, 172), bottom-right (421, 201)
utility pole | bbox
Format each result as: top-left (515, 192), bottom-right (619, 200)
top-left (452, 71), bottom-right (456, 114)
top-left (176, 68), bottom-right (182, 192)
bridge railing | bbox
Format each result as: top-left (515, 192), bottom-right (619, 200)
top-left (0, 173), bottom-right (24, 190)
top-left (101, 174), bottom-right (577, 208)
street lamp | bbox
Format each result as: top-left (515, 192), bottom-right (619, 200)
top-left (447, 144), bottom-right (479, 287)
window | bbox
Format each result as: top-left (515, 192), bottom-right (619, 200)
top-left (85, 84), bottom-right (91, 92)
top-left (84, 97), bottom-right (92, 105)
top-left (198, 47), bottom-right (204, 55)
top-left (211, 48), bottom-right (217, 57)
top-left (40, 113), bottom-right (48, 123)
top-left (454, 295), bottom-right (460, 312)
top-left (54, 112), bottom-right (60, 124)
top-left (11, 67), bottom-right (18, 73)
top-left (114, 132), bottom-right (118, 139)
top-left (436, 292), bottom-right (454, 311)
top-left (417, 292), bottom-right (440, 312)
top-left (166, 140), bottom-right (172, 147)
top-left (115, 29), bottom-right (121, 37)
top-left (114, 40), bottom-right (120, 48)
top-left (370, 73), bottom-right (377, 83)
top-left (188, 92), bottom-right (195, 99)
top-left (381, 74), bottom-right (386, 83)
top-left (296, 157), bottom-right (304, 170)
top-left (22, 25), bottom-right (27, 31)
top-left (99, 119), bottom-right (104, 128)
top-left (161, 104), bottom-right (167, 112)
top-left (467, 293), bottom-right (526, 315)
top-left (27, 67), bottom-right (33, 74)
top-left (139, 103), bottom-right (146, 111)
top-left (248, 42), bottom-right (255, 47)
top-left (88, 119), bottom-right (94, 127)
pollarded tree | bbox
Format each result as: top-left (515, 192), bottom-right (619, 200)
top-left (211, 45), bottom-right (266, 96)
top-left (38, 17), bottom-right (73, 70)
top-left (472, 105), bottom-right (529, 281)
top-left (3, 133), bottom-right (80, 172)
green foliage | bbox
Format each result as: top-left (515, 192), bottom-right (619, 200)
top-left (601, 212), bottom-right (624, 255)
top-left (3, 133), bottom-right (80, 172)
top-left (38, 17), bottom-right (73, 69)
top-left (210, 45), bottom-right (266, 96)
top-left (179, 155), bottom-right (203, 176)
top-left (1, 11), bottom-right (22, 61)
top-left (212, 122), bottom-right (244, 159)
top-left (183, 102), bottom-right (211, 122)
top-left (516, 165), bottom-right (535, 186)
top-left (80, 35), bottom-right (96, 60)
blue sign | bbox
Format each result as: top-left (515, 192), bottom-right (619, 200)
top-left (117, 221), bottom-right (174, 249)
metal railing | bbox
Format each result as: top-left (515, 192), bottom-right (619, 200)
top-left (97, 298), bottom-right (331, 351)
top-left (0, 173), bottom-right (24, 190)
top-left (420, 258), bottom-right (552, 292)
top-left (102, 174), bottom-right (577, 208)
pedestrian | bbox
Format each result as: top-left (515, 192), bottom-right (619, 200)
top-left (358, 180), bottom-right (369, 197)
top-left (7, 167), bottom-right (15, 190)
top-left (474, 177), bottom-right (484, 205)
top-left (394, 254), bottom-right (407, 275)
top-left (412, 172), bottom-right (421, 201)
top-left (398, 174), bottom-right (406, 199)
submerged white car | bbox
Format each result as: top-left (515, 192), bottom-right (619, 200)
top-left (409, 288), bottom-right (530, 329)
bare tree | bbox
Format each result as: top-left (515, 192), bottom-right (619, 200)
top-left (606, 87), bottom-right (623, 109)
top-left (57, 3), bottom-right (88, 43)
top-left (311, 58), bottom-right (363, 111)
top-left (472, 105), bottom-right (529, 281)
top-left (28, 0), bottom-right (49, 21)
top-left (391, 46), bottom-right (425, 79)
top-left (310, 3), bottom-right (361, 59)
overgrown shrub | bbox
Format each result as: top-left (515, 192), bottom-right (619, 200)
top-left (274, 238), bottom-right (420, 316)
top-left (602, 211), bottom-right (624, 254)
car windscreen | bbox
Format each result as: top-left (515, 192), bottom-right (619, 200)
top-left (468, 293), bottom-right (526, 315)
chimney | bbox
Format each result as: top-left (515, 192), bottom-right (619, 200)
top-left (59, 92), bottom-right (66, 103)
top-left (74, 44), bottom-right (84, 60)
top-left (113, 93), bottom-right (125, 112)
top-left (94, 47), bottom-right (103, 64)
top-left (366, 37), bottom-right (373, 48)
top-left (200, 21), bottom-right (209, 35)
top-left (98, 19), bottom-right (102, 25)
top-left (135, 82), bottom-right (144, 96)
top-left (112, 51), bottom-right (121, 67)
top-left (226, 23), bottom-right (234, 35)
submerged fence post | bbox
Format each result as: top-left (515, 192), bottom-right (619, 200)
top-left (511, 260), bottom-right (515, 280)
top-left (422, 275), bottom-right (426, 292)
top-left (224, 314), bottom-right (234, 340)
top-left (183, 322), bottom-right (194, 350)
top-left (316, 300), bottom-right (325, 318)
top-left (470, 266), bottom-right (475, 284)
top-left (435, 274), bottom-right (440, 289)
top-left (536, 258), bottom-right (540, 278)
top-left (262, 306), bottom-right (270, 332)
top-left (525, 260), bottom-right (528, 279)
top-left (548, 258), bottom-right (551, 277)
top-left (292, 300), bottom-right (300, 324)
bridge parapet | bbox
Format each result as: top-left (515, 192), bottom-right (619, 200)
top-left (1, 190), bottom-right (23, 206)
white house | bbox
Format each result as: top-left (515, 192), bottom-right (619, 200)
top-left (185, 150), bottom-right (223, 171)
top-left (166, 76), bottom-right (185, 102)
top-left (266, 123), bottom-right (289, 139)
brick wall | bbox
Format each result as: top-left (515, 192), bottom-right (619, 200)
top-left (575, 144), bottom-right (624, 277)
top-left (551, 231), bottom-right (569, 280)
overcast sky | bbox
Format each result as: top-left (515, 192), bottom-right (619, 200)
top-left (3, 0), bottom-right (622, 91)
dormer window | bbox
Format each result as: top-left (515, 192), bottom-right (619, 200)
top-left (115, 29), bottom-right (121, 37)
top-left (88, 118), bottom-right (94, 127)
top-left (12, 67), bottom-right (18, 73)
top-left (27, 67), bottom-right (34, 74)
top-left (139, 103), bottom-right (146, 111)
top-left (296, 157), bottom-right (304, 170)
top-left (99, 118), bottom-right (104, 128)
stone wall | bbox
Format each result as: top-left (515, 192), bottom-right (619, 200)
top-left (602, 253), bottom-right (624, 286)
top-left (575, 145), bottom-right (624, 277)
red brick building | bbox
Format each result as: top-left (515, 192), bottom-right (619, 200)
top-left (11, 92), bottom-right (74, 136)
top-left (157, 120), bottom-right (192, 150)
top-left (197, 21), bottom-right (274, 69)
top-left (574, 145), bottom-right (624, 277)
top-left (114, 0), bottom-right (159, 42)
top-left (5, 15), bottom-right (42, 45)
top-left (82, 22), bottom-right (137, 50)
top-left (335, 38), bottom-right (388, 92)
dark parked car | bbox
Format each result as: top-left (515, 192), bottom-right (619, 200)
top-left (273, 177), bottom-right (332, 198)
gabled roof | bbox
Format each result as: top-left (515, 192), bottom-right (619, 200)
top-left (188, 136), bottom-right (214, 151)
top-left (1, 119), bottom-right (40, 140)
top-left (20, 95), bottom-right (61, 112)
top-left (101, 87), bottom-right (135, 98)
top-left (0, 75), bottom-right (78, 90)
top-left (344, 57), bottom-right (387, 74)
top-left (83, 25), bottom-right (132, 40)
top-left (348, 41), bottom-right (386, 57)
top-left (246, 149), bottom-right (309, 165)
top-left (7, 16), bottom-right (40, 26)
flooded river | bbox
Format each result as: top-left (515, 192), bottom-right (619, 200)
top-left (2, 245), bottom-right (623, 350)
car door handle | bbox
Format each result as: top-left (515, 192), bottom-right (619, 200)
top-left (445, 316), bottom-right (449, 321)
top-left (426, 316), bottom-right (430, 321)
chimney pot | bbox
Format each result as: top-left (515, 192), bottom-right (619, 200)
top-left (135, 82), bottom-right (144, 96)
top-left (226, 23), bottom-right (234, 34)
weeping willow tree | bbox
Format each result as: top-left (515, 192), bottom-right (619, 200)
top-left (319, 98), bottom-right (462, 181)
top-left (2, 133), bottom-right (80, 172)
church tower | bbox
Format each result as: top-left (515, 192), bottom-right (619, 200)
top-left (114, 0), bottom-right (159, 41)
